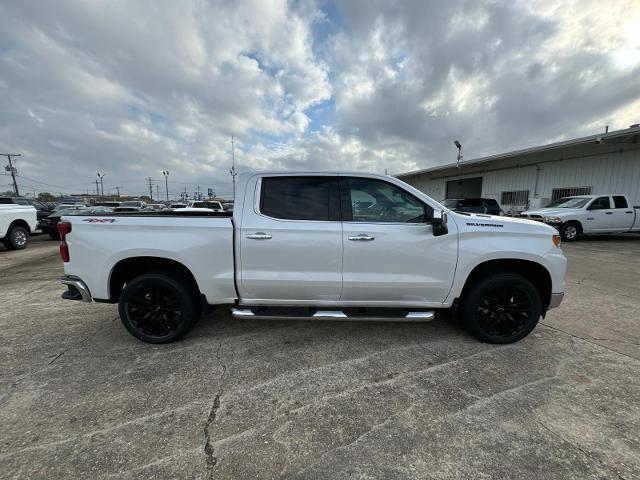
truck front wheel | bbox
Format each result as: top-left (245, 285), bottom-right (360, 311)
top-left (462, 273), bottom-right (541, 344)
top-left (559, 221), bottom-right (580, 241)
top-left (118, 271), bottom-right (201, 343)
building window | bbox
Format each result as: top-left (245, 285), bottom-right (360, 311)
top-left (551, 186), bottom-right (592, 202)
top-left (501, 190), bottom-right (530, 205)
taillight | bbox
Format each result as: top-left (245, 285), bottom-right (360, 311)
top-left (58, 221), bottom-right (72, 262)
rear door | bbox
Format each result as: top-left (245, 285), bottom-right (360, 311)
top-left (612, 196), bottom-right (634, 230)
top-left (586, 196), bottom-right (615, 231)
top-left (238, 175), bottom-right (343, 303)
top-left (340, 176), bottom-right (457, 306)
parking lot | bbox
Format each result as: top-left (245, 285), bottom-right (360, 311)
top-left (1, 235), bottom-right (639, 479)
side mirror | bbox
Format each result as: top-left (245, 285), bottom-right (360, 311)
top-left (432, 209), bottom-right (448, 236)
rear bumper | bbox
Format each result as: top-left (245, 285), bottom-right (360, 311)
top-left (60, 275), bottom-right (92, 302)
top-left (548, 292), bottom-right (564, 309)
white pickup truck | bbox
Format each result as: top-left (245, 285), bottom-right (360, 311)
top-left (521, 194), bottom-right (639, 241)
top-left (0, 204), bottom-right (38, 250)
top-left (59, 172), bottom-right (566, 345)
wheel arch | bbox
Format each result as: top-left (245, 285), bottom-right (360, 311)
top-left (459, 258), bottom-right (552, 310)
top-left (108, 256), bottom-right (201, 301)
top-left (563, 219), bottom-right (583, 232)
top-left (8, 219), bottom-right (31, 234)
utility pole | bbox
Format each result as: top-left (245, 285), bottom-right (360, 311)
top-left (162, 170), bottom-right (169, 202)
top-left (146, 177), bottom-right (154, 200)
top-left (97, 173), bottom-right (106, 198)
top-left (2, 153), bottom-right (21, 196)
top-left (95, 179), bottom-right (100, 197)
top-left (229, 136), bottom-right (237, 200)
top-left (156, 184), bottom-right (159, 200)
top-left (115, 186), bottom-right (120, 198)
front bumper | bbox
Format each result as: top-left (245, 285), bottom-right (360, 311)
top-left (60, 275), bottom-right (92, 302)
top-left (548, 292), bottom-right (564, 309)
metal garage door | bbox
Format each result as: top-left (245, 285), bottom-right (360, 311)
top-left (446, 177), bottom-right (483, 199)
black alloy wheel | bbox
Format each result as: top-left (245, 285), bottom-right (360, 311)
top-left (463, 273), bottom-right (541, 344)
top-left (118, 271), bottom-right (200, 343)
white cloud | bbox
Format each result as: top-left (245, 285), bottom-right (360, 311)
top-left (0, 0), bottom-right (638, 197)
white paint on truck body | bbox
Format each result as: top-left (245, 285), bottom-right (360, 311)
top-left (62, 172), bottom-right (566, 308)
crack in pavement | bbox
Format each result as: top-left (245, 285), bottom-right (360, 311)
top-left (203, 339), bottom-right (228, 476)
top-left (540, 323), bottom-right (640, 360)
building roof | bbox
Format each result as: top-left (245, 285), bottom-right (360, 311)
top-left (396, 125), bottom-right (640, 179)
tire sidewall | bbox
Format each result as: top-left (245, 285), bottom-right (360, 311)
top-left (463, 273), bottom-right (541, 344)
top-left (118, 272), bottom-right (199, 344)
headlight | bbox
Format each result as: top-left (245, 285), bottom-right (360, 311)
top-left (543, 216), bottom-right (562, 224)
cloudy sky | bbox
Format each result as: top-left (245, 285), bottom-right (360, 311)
top-left (1, 0), bottom-right (639, 198)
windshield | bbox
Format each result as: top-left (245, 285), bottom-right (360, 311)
top-left (192, 201), bottom-right (222, 209)
top-left (441, 199), bottom-right (459, 209)
top-left (546, 197), bottom-right (590, 208)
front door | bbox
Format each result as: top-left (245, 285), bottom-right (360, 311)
top-left (586, 196), bottom-right (615, 232)
top-left (239, 175), bottom-right (343, 303)
top-left (340, 176), bottom-right (457, 306)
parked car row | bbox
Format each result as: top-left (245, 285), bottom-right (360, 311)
top-left (1, 196), bottom-right (235, 250)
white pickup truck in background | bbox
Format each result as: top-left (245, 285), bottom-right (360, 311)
top-left (0, 204), bottom-right (38, 250)
top-left (521, 194), bottom-right (639, 241)
top-left (58, 172), bottom-right (567, 345)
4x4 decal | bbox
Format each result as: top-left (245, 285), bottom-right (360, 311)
top-left (82, 218), bottom-right (116, 223)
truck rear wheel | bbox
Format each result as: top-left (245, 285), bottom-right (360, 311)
top-left (118, 271), bottom-right (201, 343)
top-left (3, 225), bottom-right (30, 250)
top-left (462, 273), bottom-right (541, 344)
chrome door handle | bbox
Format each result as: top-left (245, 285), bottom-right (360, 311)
top-left (246, 232), bottom-right (272, 240)
top-left (348, 234), bottom-right (375, 241)
top-left (605, 212), bottom-right (613, 215)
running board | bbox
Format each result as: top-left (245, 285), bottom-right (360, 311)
top-left (230, 308), bottom-right (435, 322)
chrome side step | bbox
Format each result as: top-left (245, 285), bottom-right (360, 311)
top-left (230, 308), bottom-right (435, 322)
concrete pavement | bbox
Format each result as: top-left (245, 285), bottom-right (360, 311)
top-left (0, 235), bottom-right (639, 479)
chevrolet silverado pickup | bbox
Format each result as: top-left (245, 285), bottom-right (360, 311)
top-left (521, 194), bottom-right (639, 241)
top-left (59, 172), bottom-right (566, 345)
top-left (0, 203), bottom-right (38, 250)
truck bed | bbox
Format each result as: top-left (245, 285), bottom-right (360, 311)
top-left (62, 213), bottom-right (236, 304)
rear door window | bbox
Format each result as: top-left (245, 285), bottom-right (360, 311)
top-left (613, 196), bottom-right (628, 209)
top-left (260, 176), bottom-right (340, 221)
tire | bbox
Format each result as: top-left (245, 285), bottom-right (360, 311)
top-left (462, 272), bottom-right (541, 344)
top-left (118, 271), bottom-right (201, 343)
top-left (3, 225), bottom-right (30, 250)
top-left (560, 221), bottom-right (580, 242)
top-left (49, 231), bottom-right (60, 240)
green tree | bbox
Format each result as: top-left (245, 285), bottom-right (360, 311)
top-left (37, 192), bottom-right (57, 202)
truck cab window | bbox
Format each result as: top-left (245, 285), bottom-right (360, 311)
top-left (344, 178), bottom-right (431, 223)
top-left (260, 176), bottom-right (340, 221)
top-left (588, 197), bottom-right (611, 210)
top-left (613, 196), bottom-right (628, 209)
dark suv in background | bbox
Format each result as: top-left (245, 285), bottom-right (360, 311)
top-left (441, 198), bottom-right (504, 215)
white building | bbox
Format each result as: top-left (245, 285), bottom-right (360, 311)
top-left (397, 125), bottom-right (640, 215)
